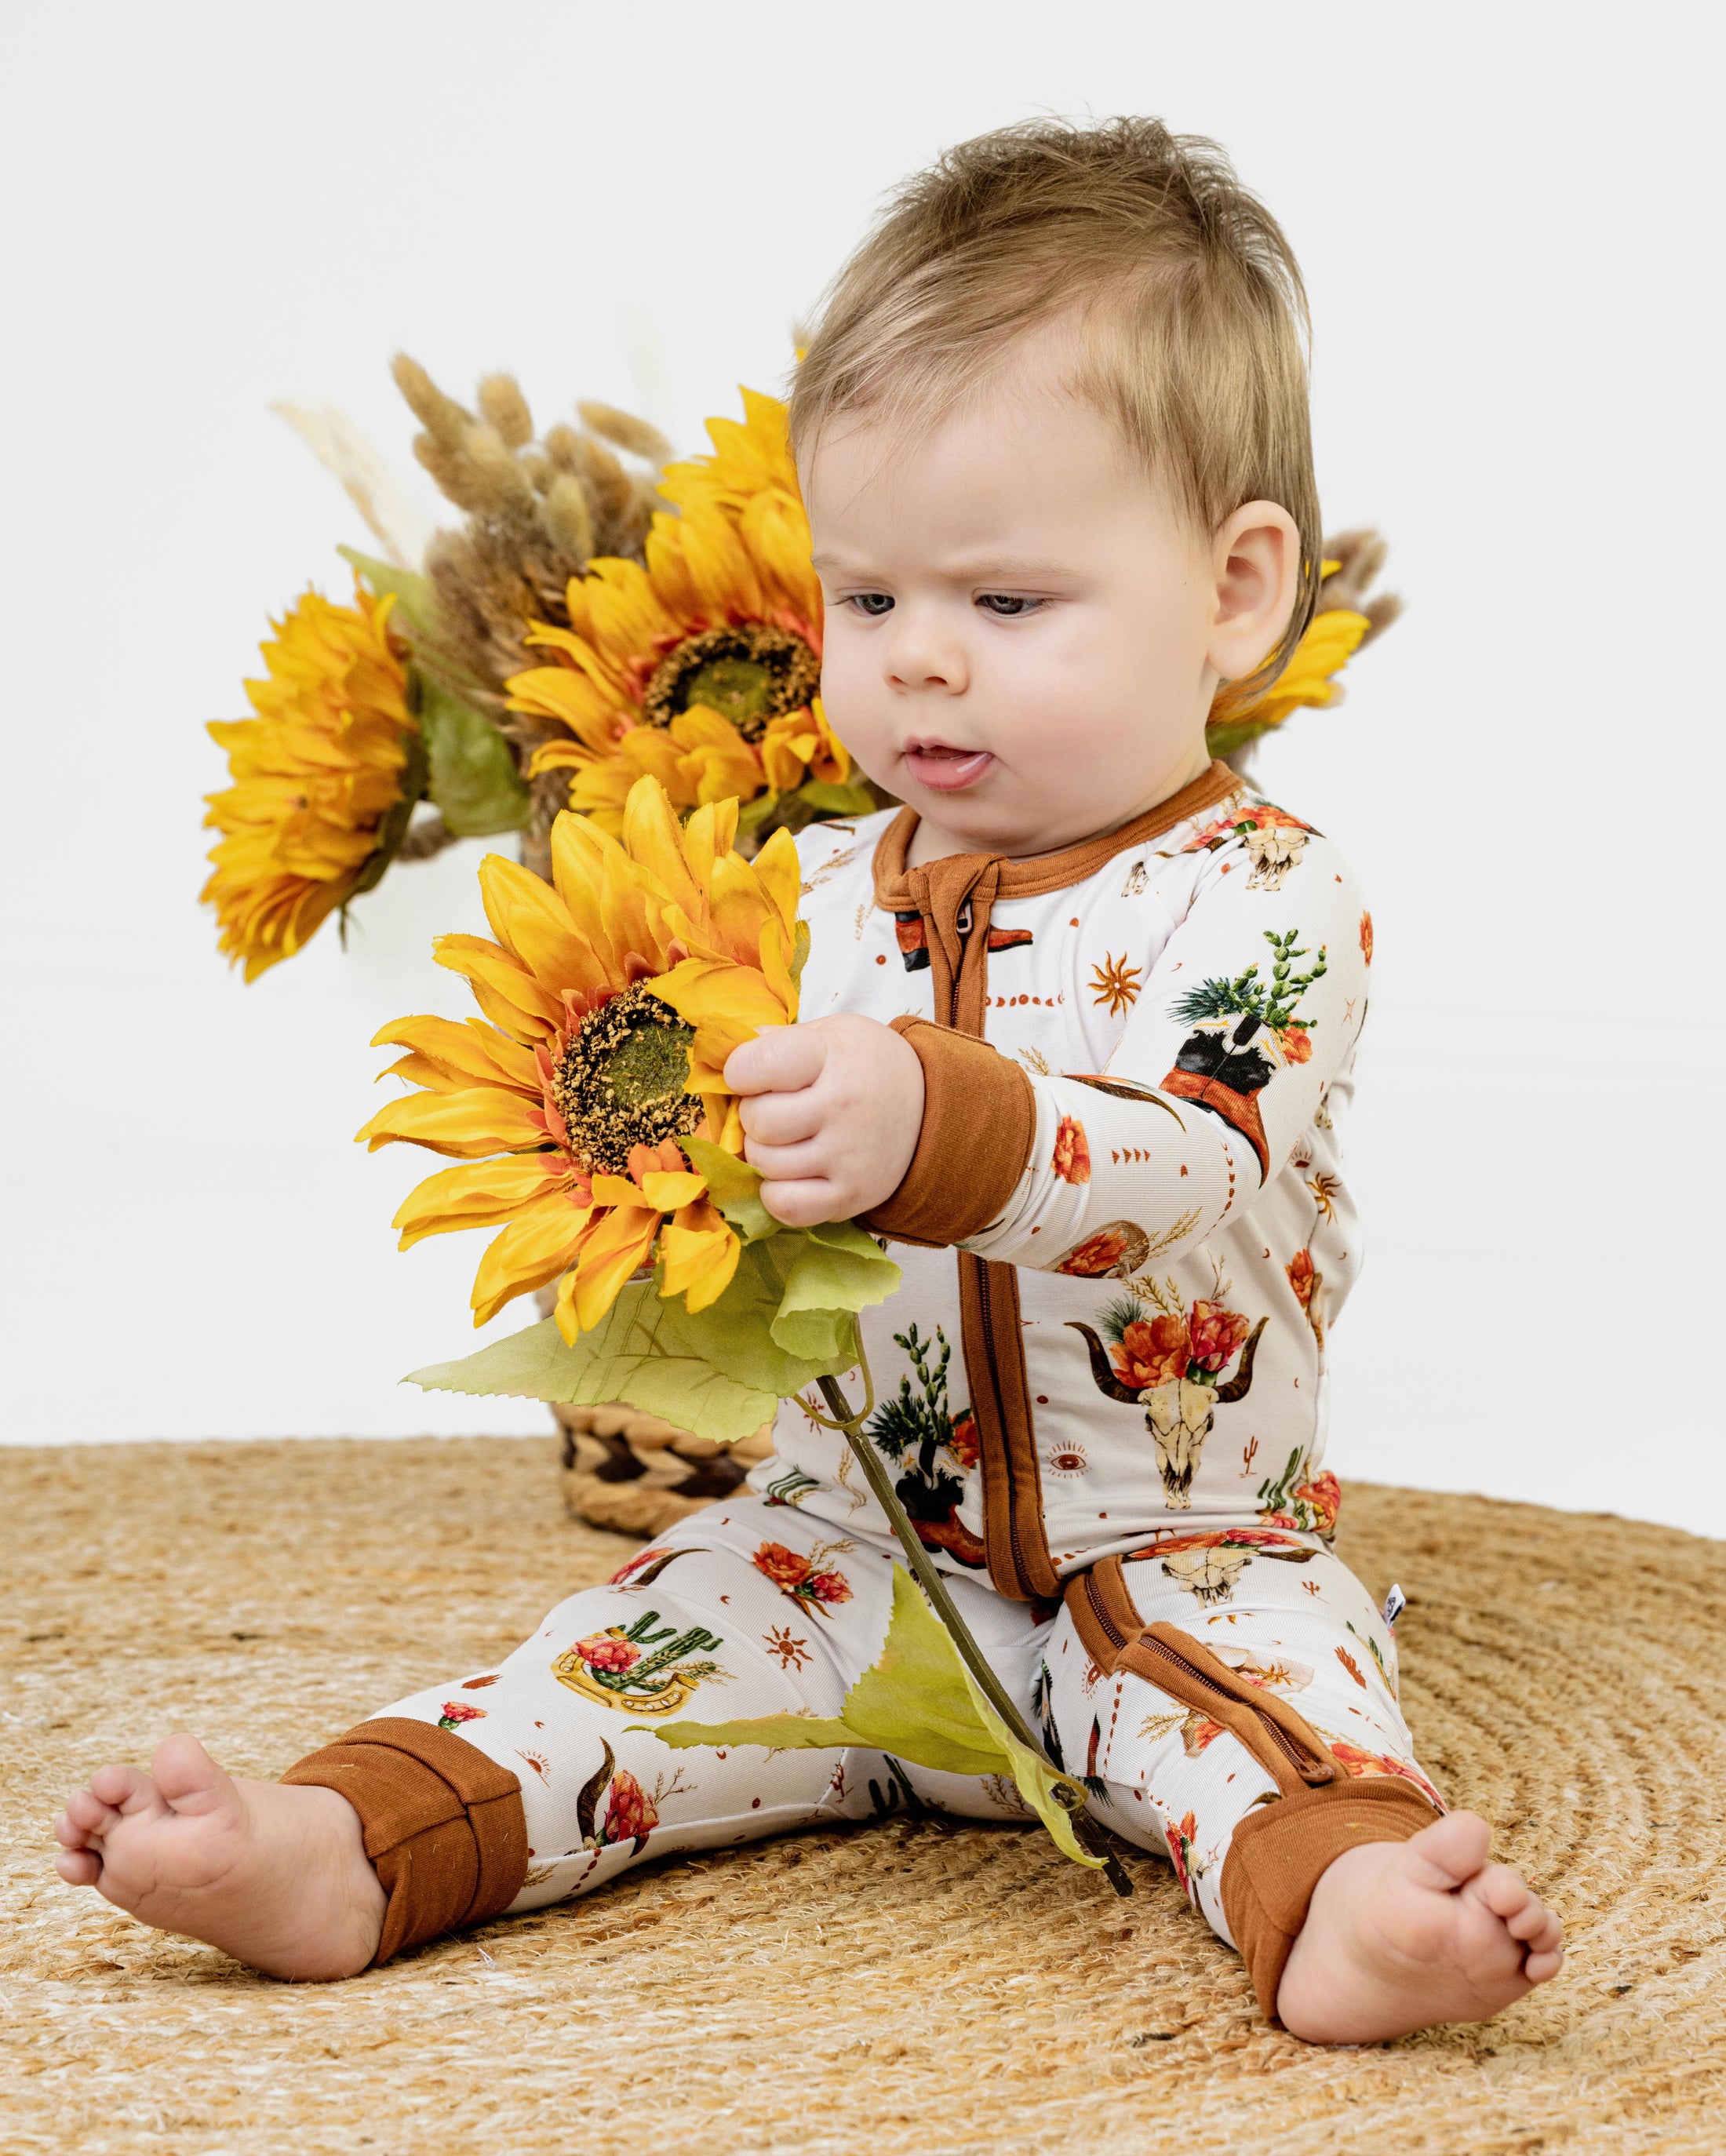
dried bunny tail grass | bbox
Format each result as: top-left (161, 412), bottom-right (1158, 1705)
top-left (391, 354), bottom-right (665, 701)
top-left (477, 373), bottom-right (535, 450)
top-left (391, 353), bottom-right (473, 450)
top-left (541, 473), bottom-right (596, 562)
top-left (460, 423), bottom-right (539, 516)
top-left (577, 400), bottom-right (673, 467)
top-left (1320, 527), bottom-right (1403, 646)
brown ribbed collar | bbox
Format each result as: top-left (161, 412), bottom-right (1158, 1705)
top-left (872, 758), bottom-right (1243, 909)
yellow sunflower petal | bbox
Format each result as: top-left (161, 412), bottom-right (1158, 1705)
top-left (647, 956), bottom-right (792, 1063)
top-left (355, 1086), bottom-right (546, 1159)
top-left (750, 825), bottom-right (801, 936)
top-left (433, 934), bottom-right (565, 1041)
top-left (471, 1196), bottom-right (594, 1327)
top-left (558, 1206), bottom-right (661, 1338)
top-left (477, 852), bottom-right (606, 995)
top-left (393, 1153), bottom-right (573, 1250)
top-left (659, 1199), bottom-right (741, 1311)
top-left (371, 1014), bottom-right (540, 1094)
top-left (639, 1170), bottom-right (707, 1212)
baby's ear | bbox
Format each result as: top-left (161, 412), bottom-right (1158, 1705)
top-left (1207, 502), bottom-right (1302, 682)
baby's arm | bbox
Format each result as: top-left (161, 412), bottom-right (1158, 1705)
top-left (960, 835), bottom-right (1370, 1272)
top-left (727, 823), bottom-right (1367, 1261)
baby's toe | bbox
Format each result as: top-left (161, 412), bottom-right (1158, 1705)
top-left (1524, 1943), bottom-right (1565, 1983)
top-left (1504, 1892), bottom-right (1555, 1943)
top-left (1472, 1861), bottom-right (1535, 1921)
top-left (60, 1788), bottom-right (122, 1838)
top-left (88, 1762), bottom-right (158, 1813)
top-left (53, 1848), bottom-right (103, 1887)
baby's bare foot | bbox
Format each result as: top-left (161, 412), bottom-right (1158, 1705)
top-left (53, 1735), bottom-right (384, 1980)
top-left (1276, 1809), bottom-right (1564, 2043)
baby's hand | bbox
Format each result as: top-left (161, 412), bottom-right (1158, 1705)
top-left (723, 1015), bottom-right (923, 1227)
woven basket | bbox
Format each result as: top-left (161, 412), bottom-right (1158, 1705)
top-left (554, 1402), bottom-right (777, 1537)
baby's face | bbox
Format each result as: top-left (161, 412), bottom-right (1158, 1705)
top-left (803, 341), bottom-right (1222, 861)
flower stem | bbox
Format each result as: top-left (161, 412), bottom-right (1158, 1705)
top-left (814, 1371), bottom-right (1133, 1899)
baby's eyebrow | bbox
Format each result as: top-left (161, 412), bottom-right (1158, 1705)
top-left (810, 549), bottom-right (1072, 583)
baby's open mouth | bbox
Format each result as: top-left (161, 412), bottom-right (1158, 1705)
top-left (902, 740), bottom-right (996, 792)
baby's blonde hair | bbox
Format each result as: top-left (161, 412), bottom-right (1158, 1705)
top-left (792, 117), bottom-right (1320, 712)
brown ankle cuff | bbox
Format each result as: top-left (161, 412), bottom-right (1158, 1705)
top-left (281, 1716), bottom-right (529, 1964)
top-left (1221, 1777), bottom-right (1442, 2022)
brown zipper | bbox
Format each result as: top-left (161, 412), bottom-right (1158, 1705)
top-left (1065, 1560), bottom-right (1339, 1795)
top-left (890, 850), bottom-right (1058, 1603)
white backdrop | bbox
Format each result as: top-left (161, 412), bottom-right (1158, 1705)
top-left (3, 3), bottom-right (1721, 1535)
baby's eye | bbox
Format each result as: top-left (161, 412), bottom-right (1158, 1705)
top-left (976, 593), bottom-right (1042, 617)
top-left (846, 592), bottom-right (894, 617)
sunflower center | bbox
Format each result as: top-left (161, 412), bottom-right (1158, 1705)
top-left (550, 982), bottom-right (701, 1177)
top-left (643, 624), bottom-right (820, 744)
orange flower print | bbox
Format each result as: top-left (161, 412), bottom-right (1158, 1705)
top-left (752, 1542), bottom-right (811, 1590)
top-left (1113, 1314), bottom-right (1189, 1389)
top-left (752, 1539), bottom-right (854, 1617)
top-left (1089, 952), bottom-right (1142, 1016)
top-left (1163, 1808), bottom-right (1203, 1900)
top-left (1360, 910), bottom-right (1375, 965)
top-left (1057, 1226), bottom-right (1131, 1277)
top-left (438, 1699), bottom-right (487, 1730)
top-left (1276, 1025), bottom-right (1313, 1064)
top-left (1286, 1247), bottom-right (1316, 1312)
top-left (1328, 1740), bottom-right (1444, 1812)
top-left (601, 1768), bottom-right (659, 1846)
top-left (1181, 1712), bottom-right (1225, 1757)
top-left (949, 1408), bottom-right (980, 1470)
top-left (1052, 1116), bottom-right (1091, 1184)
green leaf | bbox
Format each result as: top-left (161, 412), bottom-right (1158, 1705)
top-left (661, 1238), bottom-right (833, 1398)
top-left (413, 674), bottom-right (530, 836)
top-left (680, 1139), bottom-right (779, 1244)
top-left (339, 548), bottom-right (443, 646)
top-left (771, 1220), bottom-right (899, 1366)
top-left (796, 778), bottom-right (879, 818)
top-left (406, 1299), bottom-right (775, 1448)
top-left (643, 1566), bottom-right (1102, 1868)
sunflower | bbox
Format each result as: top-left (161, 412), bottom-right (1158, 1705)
top-left (357, 773), bottom-right (801, 1341)
top-left (202, 581), bottom-right (418, 979)
top-left (505, 390), bottom-right (852, 832)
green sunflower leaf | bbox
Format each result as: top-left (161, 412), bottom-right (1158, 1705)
top-left (338, 548), bottom-right (442, 646)
top-left (770, 1220), bottom-right (901, 1366)
top-left (680, 1139), bottom-right (779, 1244)
top-left (405, 1300), bottom-right (775, 1448)
top-left (413, 676), bottom-right (530, 837)
top-left (796, 778), bottom-right (879, 818)
top-left (642, 1565), bottom-right (1102, 1868)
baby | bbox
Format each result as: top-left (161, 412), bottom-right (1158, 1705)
top-left (55, 117), bottom-right (1562, 2042)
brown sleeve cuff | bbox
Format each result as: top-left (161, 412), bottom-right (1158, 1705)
top-left (858, 1017), bottom-right (1036, 1248)
top-left (281, 1716), bottom-right (529, 1965)
top-left (1221, 1777), bottom-right (1443, 2022)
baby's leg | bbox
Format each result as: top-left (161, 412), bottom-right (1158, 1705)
top-left (53, 1502), bottom-right (901, 1978)
top-left (1046, 1537), bottom-right (1563, 2041)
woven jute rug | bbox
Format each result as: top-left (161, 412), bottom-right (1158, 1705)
top-left (2, 1439), bottom-right (1721, 2155)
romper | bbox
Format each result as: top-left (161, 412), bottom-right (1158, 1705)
top-left (285, 762), bottom-right (1442, 2019)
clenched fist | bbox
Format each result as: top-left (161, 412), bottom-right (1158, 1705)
top-left (723, 1014), bottom-right (924, 1227)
